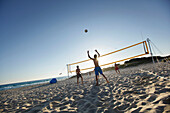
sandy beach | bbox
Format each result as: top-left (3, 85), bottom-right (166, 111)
top-left (0, 62), bottom-right (169, 113)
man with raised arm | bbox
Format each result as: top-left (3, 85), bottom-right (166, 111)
top-left (87, 50), bottom-right (109, 86)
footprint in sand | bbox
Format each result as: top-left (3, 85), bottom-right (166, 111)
top-left (155, 106), bottom-right (166, 113)
top-left (136, 101), bottom-right (147, 106)
top-left (129, 102), bottom-right (137, 109)
top-left (146, 95), bottom-right (157, 102)
top-left (139, 94), bottom-right (149, 99)
top-left (114, 101), bottom-right (121, 106)
top-left (123, 97), bottom-right (134, 103)
top-left (117, 103), bottom-right (130, 111)
top-left (131, 107), bottom-right (142, 113)
top-left (157, 88), bottom-right (170, 94)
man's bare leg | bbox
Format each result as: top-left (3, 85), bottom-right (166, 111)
top-left (118, 70), bottom-right (120, 74)
top-left (77, 78), bottom-right (79, 85)
top-left (81, 76), bottom-right (84, 84)
top-left (102, 74), bottom-right (109, 83)
top-left (96, 75), bottom-right (99, 86)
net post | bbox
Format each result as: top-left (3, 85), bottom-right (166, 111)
top-left (147, 38), bottom-right (155, 64)
top-left (67, 64), bottom-right (69, 78)
top-left (144, 41), bottom-right (149, 54)
top-left (143, 42), bottom-right (146, 53)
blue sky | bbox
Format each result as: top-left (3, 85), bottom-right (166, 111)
top-left (0, 0), bottom-right (170, 84)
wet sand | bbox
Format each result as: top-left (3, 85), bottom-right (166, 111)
top-left (0, 62), bottom-right (170, 113)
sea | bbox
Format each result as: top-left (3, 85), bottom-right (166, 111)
top-left (0, 76), bottom-right (68, 91)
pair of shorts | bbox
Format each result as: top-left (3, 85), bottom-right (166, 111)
top-left (115, 67), bottom-right (119, 70)
top-left (95, 67), bottom-right (103, 76)
top-left (77, 74), bottom-right (82, 78)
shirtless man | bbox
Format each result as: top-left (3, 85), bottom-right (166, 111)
top-left (115, 63), bottom-right (120, 74)
top-left (87, 50), bottom-right (109, 86)
top-left (76, 65), bottom-right (83, 85)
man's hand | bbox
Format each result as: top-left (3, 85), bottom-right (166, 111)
top-left (87, 50), bottom-right (93, 59)
top-left (95, 49), bottom-right (100, 57)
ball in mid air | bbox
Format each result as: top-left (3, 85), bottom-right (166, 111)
top-left (84, 29), bottom-right (88, 33)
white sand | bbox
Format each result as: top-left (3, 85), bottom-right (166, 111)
top-left (0, 62), bottom-right (170, 113)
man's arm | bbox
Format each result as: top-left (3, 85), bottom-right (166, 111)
top-left (79, 69), bottom-right (81, 74)
top-left (95, 50), bottom-right (100, 57)
top-left (76, 69), bottom-right (78, 74)
top-left (87, 51), bottom-right (93, 59)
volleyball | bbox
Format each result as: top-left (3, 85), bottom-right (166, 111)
top-left (85, 29), bottom-right (88, 33)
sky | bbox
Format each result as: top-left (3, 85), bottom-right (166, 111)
top-left (0, 0), bottom-right (170, 85)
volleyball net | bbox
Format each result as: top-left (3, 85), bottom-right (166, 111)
top-left (67, 40), bottom-right (149, 75)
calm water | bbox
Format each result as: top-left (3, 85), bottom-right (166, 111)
top-left (0, 76), bottom-right (67, 91)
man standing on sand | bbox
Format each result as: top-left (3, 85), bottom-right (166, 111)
top-left (87, 50), bottom-right (109, 86)
top-left (115, 63), bottom-right (120, 74)
top-left (76, 65), bottom-right (83, 85)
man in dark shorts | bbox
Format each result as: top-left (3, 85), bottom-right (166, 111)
top-left (76, 65), bottom-right (83, 85)
top-left (87, 50), bottom-right (109, 86)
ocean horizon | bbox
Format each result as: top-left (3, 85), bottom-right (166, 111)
top-left (0, 76), bottom-right (68, 91)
